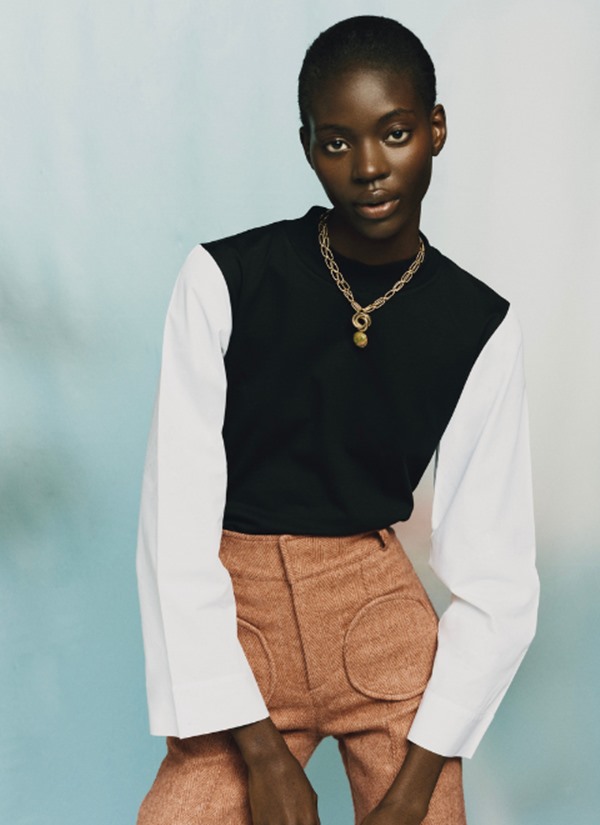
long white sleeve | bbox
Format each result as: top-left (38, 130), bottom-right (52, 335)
top-left (136, 245), bottom-right (268, 738)
top-left (407, 307), bottom-right (539, 758)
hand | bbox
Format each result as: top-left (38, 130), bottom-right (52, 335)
top-left (232, 718), bottom-right (320, 825)
top-left (359, 742), bottom-right (446, 825)
top-left (246, 749), bottom-right (320, 825)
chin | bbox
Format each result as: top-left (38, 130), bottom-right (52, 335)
top-left (353, 217), bottom-right (408, 242)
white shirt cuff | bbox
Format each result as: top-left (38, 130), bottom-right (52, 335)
top-left (407, 688), bottom-right (496, 758)
top-left (149, 669), bottom-right (269, 738)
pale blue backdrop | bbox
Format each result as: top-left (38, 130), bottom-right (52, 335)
top-left (1, 0), bottom-right (599, 823)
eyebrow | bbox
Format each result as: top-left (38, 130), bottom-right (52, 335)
top-left (314, 107), bottom-right (416, 134)
top-left (379, 107), bottom-right (416, 122)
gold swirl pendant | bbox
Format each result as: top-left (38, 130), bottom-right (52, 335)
top-left (352, 311), bottom-right (371, 348)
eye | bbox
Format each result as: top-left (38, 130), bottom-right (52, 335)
top-left (386, 128), bottom-right (410, 144)
top-left (323, 138), bottom-right (349, 154)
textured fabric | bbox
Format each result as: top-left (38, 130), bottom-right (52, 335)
top-left (137, 527), bottom-right (466, 825)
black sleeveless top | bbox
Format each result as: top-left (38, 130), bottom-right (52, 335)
top-left (203, 206), bottom-right (508, 535)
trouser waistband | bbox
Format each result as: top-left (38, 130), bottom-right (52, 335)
top-left (219, 526), bottom-right (395, 581)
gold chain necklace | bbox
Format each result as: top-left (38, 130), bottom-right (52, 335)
top-left (317, 211), bottom-right (425, 348)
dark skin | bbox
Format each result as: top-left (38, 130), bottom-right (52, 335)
top-left (233, 66), bottom-right (448, 825)
top-left (301, 66), bottom-right (446, 265)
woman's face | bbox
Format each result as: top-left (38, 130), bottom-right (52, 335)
top-left (301, 66), bottom-right (446, 264)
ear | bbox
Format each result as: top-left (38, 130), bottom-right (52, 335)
top-left (430, 104), bottom-right (447, 156)
top-left (299, 126), bottom-right (313, 168)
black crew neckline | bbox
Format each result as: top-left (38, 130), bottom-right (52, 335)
top-left (284, 206), bottom-right (441, 297)
top-left (332, 244), bottom-right (424, 279)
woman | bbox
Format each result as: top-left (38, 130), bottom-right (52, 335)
top-left (136, 16), bottom-right (539, 825)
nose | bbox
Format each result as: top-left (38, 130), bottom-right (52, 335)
top-left (352, 139), bottom-right (390, 184)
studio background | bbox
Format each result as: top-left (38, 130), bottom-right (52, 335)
top-left (1, 0), bottom-right (598, 823)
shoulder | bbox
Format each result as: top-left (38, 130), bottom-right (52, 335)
top-left (477, 305), bottom-right (525, 390)
top-left (203, 215), bottom-right (289, 258)
top-left (202, 209), bottom-right (318, 271)
top-left (198, 207), bottom-right (323, 308)
top-left (170, 215), bottom-right (298, 307)
top-left (435, 246), bottom-right (509, 313)
top-left (428, 242), bottom-right (512, 352)
top-left (172, 244), bottom-right (229, 302)
top-left (165, 245), bottom-right (232, 340)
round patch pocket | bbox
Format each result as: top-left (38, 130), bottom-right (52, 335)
top-left (237, 618), bottom-right (276, 704)
top-left (343, 594), bottom-right (438, 701)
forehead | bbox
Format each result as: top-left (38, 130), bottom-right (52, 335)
top-left (307, 66), bottom-right (425, 128)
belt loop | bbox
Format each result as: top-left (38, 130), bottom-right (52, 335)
top-left (375, 526), bottom-right (390, 549)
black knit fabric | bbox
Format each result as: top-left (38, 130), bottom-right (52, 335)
top-left (203, 207), bottom-right (508, 535)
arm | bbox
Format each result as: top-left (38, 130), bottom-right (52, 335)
top-left (136, 246), bottom-right (320, 824)
top-left (136, 245), bottom-right (268, 737)
top-left (407, 306), bottom-right (539, 758)
top-left (361, 307), bottom-right (539, 824)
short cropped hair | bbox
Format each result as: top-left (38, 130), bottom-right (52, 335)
top-left (298, 16), bottom-right (437, 128)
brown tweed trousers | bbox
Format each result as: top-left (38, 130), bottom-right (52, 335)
top-left (137, 526), bottom-right (466, 824)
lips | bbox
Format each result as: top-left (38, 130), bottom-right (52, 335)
top-left (353, 195), bottom-right (400, 220)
